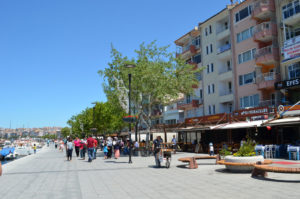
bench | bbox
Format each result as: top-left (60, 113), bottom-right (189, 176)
top-left (217, 159), bottom-right (273, 166)
top-left (252, 164), bottom-right (300, 177)
top-left (178, 155), bottom-right (220, 169)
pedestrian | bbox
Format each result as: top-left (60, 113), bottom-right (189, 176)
top-left (87, 135), bottom-right (95, 162)
top-left (107, 137), bottom-right (113, 159)
top-left (134, 141), bottom-right (139, 156)
top-left (74, 137), bottom-right (81, 158)
top-left (33, 144), bottom-right (37, 154)
top-left (209, 142), bottom-right (214, 156)
top-left (171, 135), bottom-right (177, 154)
top-left (152, 136), bottom-right (163, 168)
top-left (103, 144), bottom-right (108, 159)
top-left (93, 137), bottom-right (98, 159)
top-left (114, 140), bottom-right (120, 159)
top-left (67, 138), bottom-right (73, 161)
top-left (54, 140), bottom-right (58, 149)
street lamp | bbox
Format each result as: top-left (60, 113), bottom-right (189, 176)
top-left (125, 64), bottom-right (136, 164)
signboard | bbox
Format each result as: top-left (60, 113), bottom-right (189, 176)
top-left (232, 107), bottom-right (275, 120)
top-left (275, 78), bottom-right (300, 90)
top-left (282, 35), bottom-right (300, 61)
top-left (123, 116), bottom-right (138, 123)
top-left (185, 113), bottom-right (226, 125)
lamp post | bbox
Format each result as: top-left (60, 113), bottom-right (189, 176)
top-left (125, 64), bottom-right (136, 164)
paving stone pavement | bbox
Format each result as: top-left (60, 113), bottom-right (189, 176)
top-left (1, 145), bottom-right (300, 199)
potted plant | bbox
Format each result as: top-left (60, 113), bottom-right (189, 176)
top-left (224, 139), bottom-right (264, 172)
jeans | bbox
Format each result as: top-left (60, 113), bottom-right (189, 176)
top-left (75, 146), bottom-right (80, 157)
top-left (88, 148), bottom-right (94, 162)
top-left (67, 149), bottom-right (73, 160)
top-left (154, 150), bottom-right (161, 168)
top-left (93, 148), bottom-right (97, 159)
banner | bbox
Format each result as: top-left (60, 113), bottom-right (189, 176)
top-left (282, 35), bottom-right (300, 61)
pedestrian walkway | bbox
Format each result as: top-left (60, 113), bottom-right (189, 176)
top-left (0, 146), bottom-right (300, 199)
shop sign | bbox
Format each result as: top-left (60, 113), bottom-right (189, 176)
top-left (282, 35), bottom-right (300, 61)
top-left (275, 78), bottom-right (300, 89)
top-left (233, 107), bottom-right (273, 119)
top-left (185, 114), bottom-right (225, 124)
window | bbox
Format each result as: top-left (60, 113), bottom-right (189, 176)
top-left (195, 72), bottom-right (202, 81)
top-left (193, 54), bottom-right (201, 64)
top-left (212, 84), bottom-right (215, 93)
top-left (208, 85), bottom-right (211, 94)
top-left (285, 26), bottom-right (300, 41)
top-left (211, 63), bottom-right (214, 72)
top-left (288, 62), bottom-right (300, 79)
top-left (207, 64), bottom-right (210, 73)
top-left (208, 105), bottom-right (215, 115)
top-left (209, 25), bottom-right (212, 34)
top-left (282, 1), bottom-right (300, 20)
top-left (210, 44), bottom-right (213, 53)
top-left (235, 5), bottom-right (252, 23)
top-left (237, 27), bottom-right (254, 43)
top-left (238, 48), bottom-right (256, 64)
top-left (209, 105), bottom-right (212, 115)
top-left (205, 28), bottom-right (208, 36)
top-left (240, 94), bottom-right (259, 108)
top-left (239, 72), bottom-right (256, 86)
top-left (206, 46), bottom-right (209, 55)
top-left (212, 105), bottom-right (216, 114)
top-left (227, 60), bottom-right (231, 70)
top-left (199, 89), bottom-right (203, 99)
top-left (207, 84), bottom-right (215, 94)
top-left (186, 94), bottom-right (191, 103)
top-left (192, 36), bottom-right (201, 47)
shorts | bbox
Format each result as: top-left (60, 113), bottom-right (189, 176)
top-left (104, 152), bottom-right (108, 156)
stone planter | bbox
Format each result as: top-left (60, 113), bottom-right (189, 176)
top-left (224, 155), bottom-right (264, 172)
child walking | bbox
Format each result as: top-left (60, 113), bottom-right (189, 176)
top-left (103, 144), bottom-right (108, 159)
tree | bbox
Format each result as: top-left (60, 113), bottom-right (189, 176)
top-left (61, 127), bottom-right (71, 138)
top-left (99, 41), bottom-right (203, 142)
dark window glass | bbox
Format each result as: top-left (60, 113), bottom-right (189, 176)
top-left (239, 7), bottom-right (249, 21)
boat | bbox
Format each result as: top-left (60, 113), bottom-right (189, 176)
top-left (0, 146), bottom-right (16, 160)
top-left (15, 146), bottom-right (33, 156)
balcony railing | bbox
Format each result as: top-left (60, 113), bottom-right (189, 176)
top-left (256, 72), bottom-right (276, 83)
top-left (219, 89), bottom-right (233, 97)
top-left (216, 25), bottom-right (230, 35)
top-left (282, 2), bottom-right (300, 20)
top-left (177, 97), bottom-right (203, 109)
top-left (217, 43), bottom-right (231, 54)
top-left (255, 45), bottom-right (277, 59)
top-left (218, 66), bottom-right (232, 75)
top-left (253, 22), bottom-right (277, 41)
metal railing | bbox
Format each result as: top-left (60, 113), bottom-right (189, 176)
top-left (259, 100), bottom-right (280, 108)
top-left (219, 89), bottom-right (233, 97)
top-left (256, 72), bottom-right (276, 83)
top-left (253, 22), bottom-right (274, 34)
top-left (255, 45), bottom-right (275, 58)
top-left (217, 43), bottom-right (231, 54)
top-left (218, 66), bottom-right (232, 74)
top-left (216, 25), bottom-right (230, 35)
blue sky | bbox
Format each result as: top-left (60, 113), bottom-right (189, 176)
top-left (0, 0), bottom-right (230, 128)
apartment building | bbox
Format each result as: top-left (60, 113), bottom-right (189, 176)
top-left (230, 0), bottom-right (280, 111)
top-left (275, 0), bottom-right (300, 104)
top-left (175, 28), bottom-right (204, 119)
top-left (200, 8), bottom-right (234, 115)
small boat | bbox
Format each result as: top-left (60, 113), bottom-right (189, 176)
top-left (15, 146), bottom-right (33, 156)
top-left (0, 146), bottom-right (16, 160)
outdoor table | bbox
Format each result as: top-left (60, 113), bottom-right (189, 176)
top-left (287, 146), bottom-right (300, 160)
top-left (255, 145), bottom-right (265, 157)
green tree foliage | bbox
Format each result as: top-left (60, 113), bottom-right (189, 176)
top-left (99, 41), bottom-right (203, 135)
top-left (61, 127), bottom-right (71, 138)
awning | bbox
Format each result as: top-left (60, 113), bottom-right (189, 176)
top-left (210, 120), bottom-right (267, 130)
top-left (261, 117), bottom-right (300, 126)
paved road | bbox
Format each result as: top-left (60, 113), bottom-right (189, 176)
top-left (0, 146), bottom-right (300, 199)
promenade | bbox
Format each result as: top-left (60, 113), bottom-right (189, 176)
top-left (0, 146), bottom-right (300, 199)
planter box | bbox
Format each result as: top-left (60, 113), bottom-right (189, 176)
top-left (224, 155), bottom-right (264, 172)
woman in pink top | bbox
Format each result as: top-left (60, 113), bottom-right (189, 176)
top-left (74, 137), bottom-right (81, 158)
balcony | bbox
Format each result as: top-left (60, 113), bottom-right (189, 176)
top-left (282, 2), bottom-right (300, 26)
top-left (216, 25), bottom-right (230, 40)
top-left (177, 98), bottom-right (203, 110)
top-left (255, 45), bottom-right (279, 66)
top-left (176, 44), bottom-right (200, 60)
top-left (253, 22), bottom-right (277, 43)
top-left (252, 0), bottom-right (275, 20)
top-left (256, 72), bottom-right (279, 90)
top-left (218, 66), bottom-right (232, 81)
top-left (217, 44), bottom-right (231, 60)
top-left (219, 90), bottom-right (233, 103)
